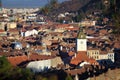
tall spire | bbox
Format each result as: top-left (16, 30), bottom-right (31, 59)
top-left (77, 23), bottom-right (86, 39)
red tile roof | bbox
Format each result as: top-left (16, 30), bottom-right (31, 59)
top-left (68, 51), bottom-right (75, 56)
top-left (7, 55), bottom-right (28, 66)
top-left (56, 24), bottom-right (70, 29)
top-left (29, 53), bottom-right (54, 61)
top-left (88, 58), bottom-right (99, 65)
top-left (7, 53), bottom-right (55, 66)
top-left (70, 51), bottom-right (98, 65)
top-left (8, 28), bottom-right (18, 33)
top-left (70, 51), bottom-right (89, 65)
top-left (100, 51), bottom-right (107, 54)
top-left (65, 27), bottom-right (79, 31)
top-left (87, 29), bottom-right (95, 35)
top-left (114, 41), bottom-right (120, 48)
top-left (0, 29), bottom-right (5, 32)
top-left (99, 29), bottom-right (108, 35)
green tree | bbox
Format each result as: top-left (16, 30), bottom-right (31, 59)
top-left (41, 6), bottom-right (50, 15)
top-left (0, 56), bottom-right (33, 80)
top-left (49, 74), bottom-right (58, 80)
top-left (40, 0), bottom-right (59, 15)
top-left (0, 56), bottom-right (12, 73)
top-left (112, 13), bottom-right (120, 34)
top-left (73, 12), bottom-right (85, 22)
top-left (65, 74), bottom-right (73, 80)
top-left (20, 68), bottom-right (33, 80)
top-left (0, 56), bottom-right (12, 80)
top-left (49, 0), bottom-right (59, 9)
top-left (35, 75), bottom-right (43, 80)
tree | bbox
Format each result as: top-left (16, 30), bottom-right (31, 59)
top-left (65, 74), bottom-right (73, 80)
top-left (49, 0), bottom-right (59, 9)
top-left (41, 6), bottom-right (50, 15)
top-left (73, 11), bottom-right (85, 22)
top-left (0, 56), bottom-right (12, 73)
top-left (0, 56), bottom-right (12, 80)
top-left (0, 56), bottom-right (33, 80)
top-left (112, 13), bottom-right (120, 34)
top-left (49, 74), bottom-right (58, 80)
top-left (40, 0), bottom-right (59, 15)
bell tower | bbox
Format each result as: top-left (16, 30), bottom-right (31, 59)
top-left (77, 24), bottom-right (87, 52)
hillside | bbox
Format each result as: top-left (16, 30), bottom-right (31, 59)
top-left (40, 0), bottom-right (103, 15)
top-left (58, 0), bottom-right (102, 13)
top-left (57, 0), bottom-right (91, 12)
top-left (38, 0), bottom-right (105, 22)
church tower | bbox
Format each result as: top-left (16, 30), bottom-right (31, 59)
top-left (77, 24), bottom-right (87, 52)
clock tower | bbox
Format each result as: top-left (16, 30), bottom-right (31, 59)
top-left (77, 24), bottom-right (87, 52)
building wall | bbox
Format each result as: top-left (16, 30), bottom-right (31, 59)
top-left (0, 22), bottom-right (6, 30)
top-left (27, 60), bottom-right (51, 73)
top-left (27, 57), bottom-right (63, 73)
top-left (80, 21), bottom-right (96, 26)
top-left (87, 50), bottom-right (100, 60)
top-left (87, 49), bottom-right (114, 63)
top-left (99, 54), bottom-right (108, 60)
top-left (108, 52), bottom-right (114, 62)
top-left (7, 22), bottom-right (17, 29)
top-left (77, 39), bottom-right (87, 51)
top-left (21, 29), bottom-right (38, 37)
top-left (51, 57), bottom-right (63, 67)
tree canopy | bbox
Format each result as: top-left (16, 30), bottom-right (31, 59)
top-left (0, 56), bottom-right (33, 80)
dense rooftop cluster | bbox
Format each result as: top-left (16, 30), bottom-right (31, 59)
top-left (0, 8), bottom-right (120, 79)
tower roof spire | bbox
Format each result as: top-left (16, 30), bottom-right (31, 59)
top-left (77, 23), bottom-right (86, 39)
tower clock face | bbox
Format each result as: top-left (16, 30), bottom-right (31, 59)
top-left (77, 39), bottom-right (87, 51)
top-left (80, 41), bottom-right (83, 44)
top-left (77, 40), bottom-right (84, 45)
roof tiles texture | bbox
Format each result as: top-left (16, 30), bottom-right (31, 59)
top-left (7, 55), bottom-right (28, 66)
top-left (70, 51), bottom-right (97, 65)
top-left (7, 53), bottom-right (54, 66)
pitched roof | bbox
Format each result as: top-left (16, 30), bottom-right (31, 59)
top-left (70, 51), bottom-right (98, 65)
top-left (114, 41), bottom-right (120, 48)
top-left (7, 55), bottom-right (28, 66)
top-left (0, 29), bottom-right (5, 32)
top-left (65, 27), bottom-right (79, 31)
top-left (7, 53), bottom-right (55, 66)
top-left (68, 51), bottom-right (75, 56)
top-left (70, 51), bottom-right (89, 65)
top-left (29, 53), bottom-right (54, 61)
